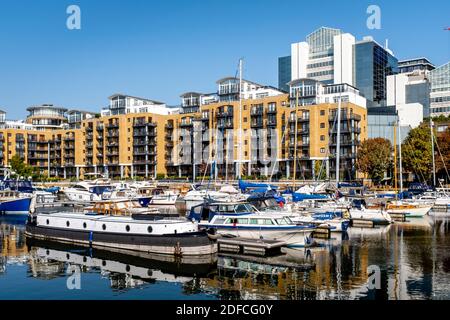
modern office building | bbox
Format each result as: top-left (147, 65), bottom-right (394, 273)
top-left (291, 27), bottom-right (355, 86)
top-left (398, 58), bottom-right (435, 74)
top-left (367, 106), bottom-right (412, 144)
top-left (387, 70), bottom-right (430, 118)
top-left (278, 56), bottom-right (291, 92)
top-left (429, 62), bottom-right (450, 116)
top-left (354, 36), bottom-right (399, 107)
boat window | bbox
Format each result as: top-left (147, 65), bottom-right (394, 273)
top-left (214, 218), bottom-right (226, 224)
top-left (237, 218), bottom-right (249, 224)
top-left (219, 205), bottom-right (234, 213)
top-left (263, 219), bottom-right (275, 225)
top-left (275, 218), bottom-right (290, 225)
top-left (235, 204), bottom-right (250, 213)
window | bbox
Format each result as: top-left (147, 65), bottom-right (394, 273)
top-left (320, 135), bottom-right (325, 141)
top-left (320, 148), bottom-right (326, 153)
top-left (320, 123), bottom-right (325, 128)
top-left (244, 117), bottom-right (247, 122)
top-left (320, 110), bottom-right (325, 116)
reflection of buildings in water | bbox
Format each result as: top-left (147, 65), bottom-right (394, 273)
top-left (386, 217), bottom-right (449, 300)
top-left (0, 223), bottom-right (28, 272)
top-left (195, 245), bottom-right (377, 300)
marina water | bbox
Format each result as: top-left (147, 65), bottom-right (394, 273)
top-left (1, 210), bottom-right (449, 300)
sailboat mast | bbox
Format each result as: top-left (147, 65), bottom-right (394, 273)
top-left (430, 118), bottom-right (436, 187)
top-left (335, 33), bottom-right (343, 185)
top-left (394, 124), bottom-right (398, 192)
top-left (398, 119), bottom-right (403, 193)
top-left (238, 58), bottom-right (243, 180)
top-left (293, 90), bottom-right (299, 190)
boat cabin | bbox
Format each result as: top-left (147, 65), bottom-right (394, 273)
top-left (88, 200), bottom-right (143, 216)
top-left (188, 201), bottom-right (256, 222)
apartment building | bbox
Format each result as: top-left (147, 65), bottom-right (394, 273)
top-left (0, 77), bottom-right (367, 181)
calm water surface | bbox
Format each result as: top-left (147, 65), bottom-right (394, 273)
top-left (1, 210), bottom-right (450, 300)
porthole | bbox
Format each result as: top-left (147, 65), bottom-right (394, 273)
top-left (83, 222), bottom-right (87, 229)
top-left (125, 225), bottom-right (130, 232)
top-left (66, 221), bottom-right (70, 227)
top-left (102, 260), bottom-right (106, 267)
top-left (174, 229), bottom-right (177, 234)
top-left (46, 219), bottom-right (50, 225)
top-left (126, 265), bottom-right (131, 272)
top-left (83, 256), bottom-right (87, 263)
top-left (147, 226), bottom-right (153, 233)
top-left (102, 224), bottom-right (106, 231)
top-left (46, 249), bottom-right (50, 255)
top-left (66, 254), bottom-right (70, 260)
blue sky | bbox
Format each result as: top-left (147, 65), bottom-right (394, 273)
top-left (0, 0), bottom-right (449, 119)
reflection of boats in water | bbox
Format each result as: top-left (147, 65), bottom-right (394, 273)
top-left (392, 216), bottom-right (434, 231)
top-left (27, 239), bottom-right (217, 288)
top-left (347, 224), bottom-right (392, 240)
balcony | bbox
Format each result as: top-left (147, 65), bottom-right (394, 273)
top-left (267, 120), bottom-right (277, 127)
top-left (96, 125), bottom-right (104, 131)
top-left (165, 123), bottom-right (174, 129)
top-left (106, 131), bottom-right (120, 138)
top-left (64, 136), bottom-right (75, 142)
top-left (106, 123), bottom-right (119, 129)
top-left (216, 111), bottom-right (233, 118)
top-left (250, 108), bottom-right (264, 116)
top-left (251, 121), bottom-right (264, 128)
top-left (133, 121), bottom-right (147, 128)
top-left (133, 130), bottom-right (147, 137)
top-left (267, 106), bottom-right (277, 114)
top-left (180, 122), bottom-right (193, 128)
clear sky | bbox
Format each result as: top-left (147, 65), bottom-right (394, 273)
top-left (0, 0), bottom-right (449, 119)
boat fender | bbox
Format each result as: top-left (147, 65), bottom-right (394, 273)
top-left (88, 231), bottom-right (94, 246)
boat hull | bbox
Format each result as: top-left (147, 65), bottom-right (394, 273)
top-left (209, 227), bottom-right (314, 247)
top-left (387, 206), bottom-right (432, 217)
top-left (0, 198), bottom-right (32, 215)
top-left (25, 225), bottom-right (217, 256)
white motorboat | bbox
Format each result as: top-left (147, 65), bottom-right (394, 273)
top-left (349, 206), bottom-right (393, 225)
top-left (191, 201), bottom-right (316, 247)
top-left (63, 180), bottom-right (113, 203)
top-left (148, 188), bottom-right (179, 205)
top-left (183, 188), bottom-right (231, 211)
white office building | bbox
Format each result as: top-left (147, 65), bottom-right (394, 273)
top-left (291, 27), bottom-right (355, 85)
top-left (429, 62), bottom-right (450, 116)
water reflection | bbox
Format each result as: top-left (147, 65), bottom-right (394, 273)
top-left (0, 214), bottom-right (450, 299)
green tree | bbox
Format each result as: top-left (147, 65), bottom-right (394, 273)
top-left (401, 124), bottom-right (433, 182)
top-left (10, 154), bottom-right (39, 180)
top-left (356, 138), bottom-right (393, 185)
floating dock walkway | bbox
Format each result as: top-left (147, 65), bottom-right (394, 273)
top-left (217, 237), bottom-right (286, 257)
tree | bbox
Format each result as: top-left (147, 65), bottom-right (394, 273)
top-left (10, 154), bottom-right (37, 179)
top-left (435, 128), bottom-right (450, 180)
top-left (356, 138), bottom-right (393, 185)
top-left (401, 124), bottom-right (433, 182)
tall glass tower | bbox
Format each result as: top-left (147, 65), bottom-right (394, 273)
top-left (354, 38), bottom-right (399, 107)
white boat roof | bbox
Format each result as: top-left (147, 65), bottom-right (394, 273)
top-left (38, 212), bottom-right (189, 224)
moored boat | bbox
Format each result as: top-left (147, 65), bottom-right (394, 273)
top-left (0, 191), bottom-right (32, 215)
top-left (25, 209), bottom-right (217, 256)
